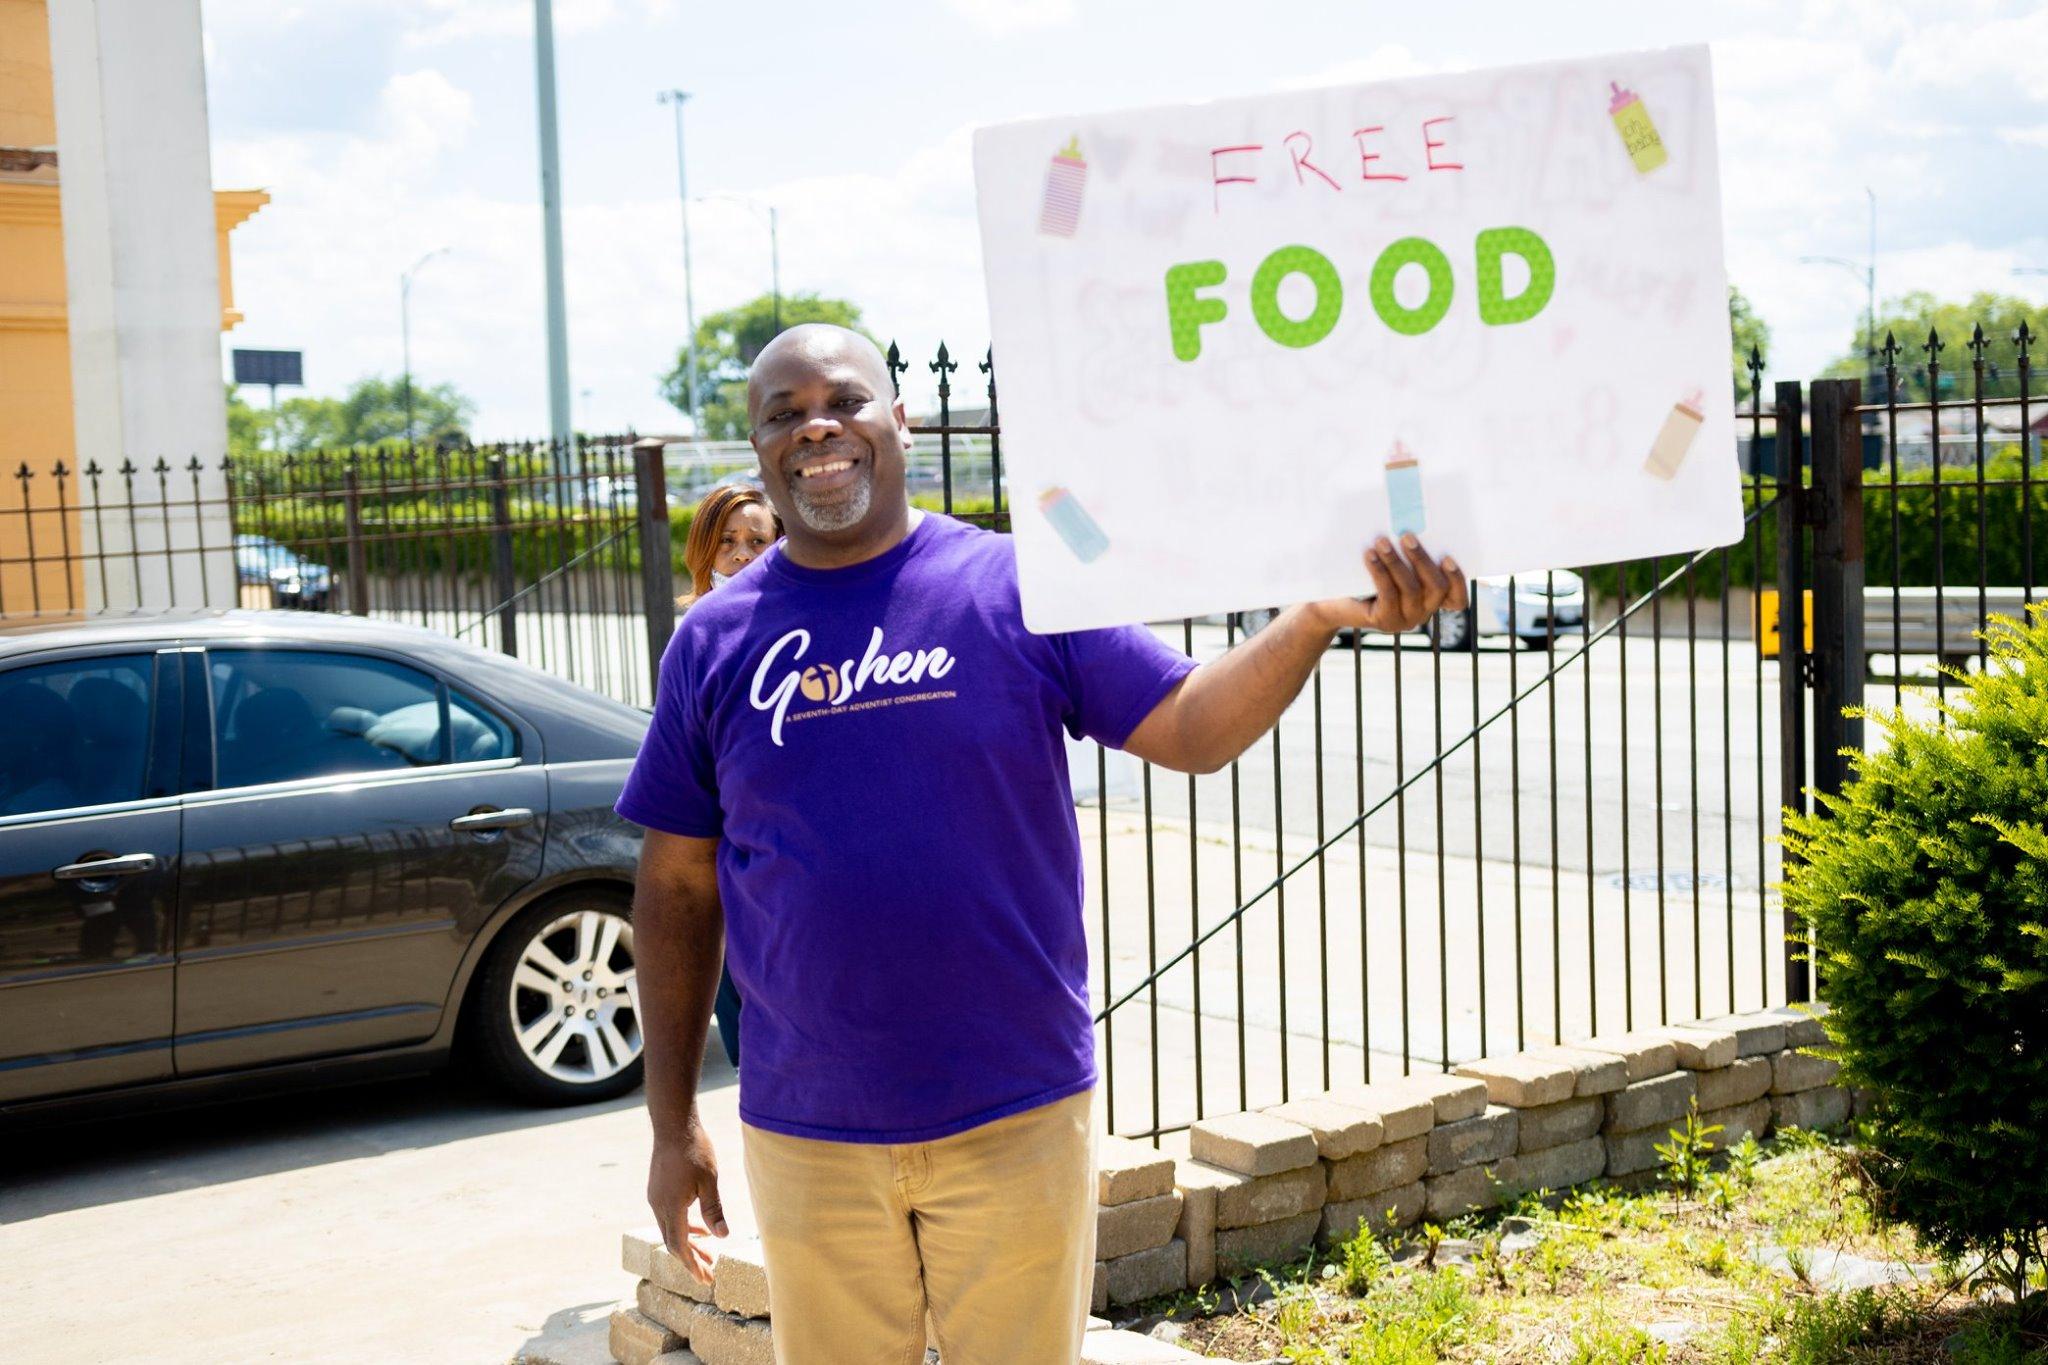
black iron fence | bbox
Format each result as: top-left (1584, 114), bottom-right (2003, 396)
top-left (5, 331), bottom-right (2042, 1144)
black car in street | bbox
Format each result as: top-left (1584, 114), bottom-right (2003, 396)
top-left (0, 610), bottom-right (654, 1124)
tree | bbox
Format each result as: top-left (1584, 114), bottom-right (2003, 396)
top-left (1729, 286), bottom-right (1771, 403)
top-left (226, 383), bottom-right (268, 460)
top-left (659, 292), bottom-right (874, 439)
top-left (234, 374), bottom-right (475, 453)
top-left (1822, 291), bottom-right (2048, 402)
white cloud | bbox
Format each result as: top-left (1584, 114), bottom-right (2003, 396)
top-left (942, 0), bottom-right (1075, 36)
top-left (400, 0), bottom-right (675, 48)
top-left (1279, 46), bottom-right (1440, 91)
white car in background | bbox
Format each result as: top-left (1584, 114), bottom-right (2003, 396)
top-left (1232, 569), bottom-right (1587, 651)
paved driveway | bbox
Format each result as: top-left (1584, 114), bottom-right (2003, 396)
top-left (1, 1054), bottom-right (749, 1365)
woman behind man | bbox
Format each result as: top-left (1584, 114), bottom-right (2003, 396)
top-left (675, 481), bottom-right (783, 1068)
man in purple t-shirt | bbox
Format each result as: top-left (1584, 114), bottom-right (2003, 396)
top-left (618, 325), bottom-right (1464, 1362)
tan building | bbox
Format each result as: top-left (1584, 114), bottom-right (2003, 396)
top-left (0, 0), bottom-right (264, 614)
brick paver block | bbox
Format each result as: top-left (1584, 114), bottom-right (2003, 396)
top-left (1518, 1045), bottom-right (1630, 1097)
top-left (1771, 1047), bottom-right (1841, 1094)
top-left (1694, 1056), bottom-right (1773, 1111)
top-left (1189, 1111), bottom-right (1318, 1176)
top-left (1097, 1190), bottom-right (1183, 1260)
top-left (1095, 1237), bottom-right (1188, 1308)
top-left (710, 1239), bottom-right (771, 1321)
top-left (1514, 1096), bottom-right (1604, 1153)
top-left (1215, 1211), bottom-right (1319, 1279)
top-left (650, 1244), bottom-right (715, 1303)
top-left (1427, 1105), bottom-right (1519, 1175)
top-left (1097, 1135), bottom-right (1176, 1206)
top-left (1173, 1160), bottom-right (1232, 1288)
top-left (1324, 1134), bottom-right (1429, 1203)
top-left (1319, 1180), bottom-right (1425, 1244)
top-left (611, 1307), bottom-right (684, 1365)
top-left (1698, 1011), bottom-right (1788, 1057)
top-left (686, 1303), bottom-right (774, 1365)
top-left (1758, 1002), bottom-right (1830, 1048)
top-left (1578, 1031), bottom-right (1680, 1082)
top-left (1772, 1086), bottom-right (1851, 1133)
top-left (1264, 1097), bottom-right (1385, 1159)
top-left (623, 1225), bottom-right (662, 1279)
top-left (1208, 1163), bottom-right (1324, 1231)
top-left (1603, 1127), bottom-right (1669, 1178)
top-left (1318, 1084), bottom-right (1437, 1142)
top-left (638, 1279), bottom-right (702, 1338)
top-left (1604, 1071), bottom-right (1699, 1134)
top-left (1453, 1054), bottom-right (1577, 1109)
top-left (1660, 1025), bottom-right (1739, 1070)
top-left (1425, 1159), bottom-right (1515, 1220)
top-left (1080, 1328), bottom-right (1209, 1364)
top-left (1379, 1072), bottom-right (1489, 1123)
top-left (1699, 1097), bottom-right (1772, 1150)
top-left (1503, 1136), bottom-right (1605, 1195)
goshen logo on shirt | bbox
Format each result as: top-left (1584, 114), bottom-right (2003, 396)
top-left (750, 626), bottom-right (958, 746)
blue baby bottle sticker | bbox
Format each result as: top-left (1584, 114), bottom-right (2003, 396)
top-left (1039, 485), bottom-right (1109, 563)
top-left (1385, 440), bottom-right (1426, 538)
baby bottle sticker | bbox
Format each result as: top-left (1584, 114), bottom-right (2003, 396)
top-left (1385, 441), bottom-right (1426, 538)
top-left (1643, 389), bottom-right (1705, 480)
top-left (1039, 486), bottom-right (1109, 563)
top-left (1607, 81), bottom-right (1667, 174)
top-left (1038, 136), bottom-right (1087, 237)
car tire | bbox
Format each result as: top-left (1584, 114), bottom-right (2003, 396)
top-left (470, 891), bottom-right (645, 1106)
top-left (1433, 607), bottom-right (1475, 652)
top-left (1232, 607), bottom-right (1280, 638)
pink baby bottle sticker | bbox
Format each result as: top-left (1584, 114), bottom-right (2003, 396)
top-left (1038, 135), bottom-right (1087, 237)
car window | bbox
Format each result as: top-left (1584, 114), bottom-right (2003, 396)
top-left (450, 688), bottom-right (518, 763)
top-left (209, 650), bottom-right (447, 790)
top-left (0, 655), bottom-right (153, 817)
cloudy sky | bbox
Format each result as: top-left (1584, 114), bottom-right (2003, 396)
top-left (201, 0), bottom-right (2048, 438)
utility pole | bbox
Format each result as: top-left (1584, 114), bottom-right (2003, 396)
top-left (401, 247), bottom-right (449, 448)
top-left (1800, 188), bottom-right (1877, 403)
top-left (699, 192), bottom-right (781, 334)
top-left (659, 89), bottom-right (699, 434)
top-left (533, 0), bottom-right (573, 461)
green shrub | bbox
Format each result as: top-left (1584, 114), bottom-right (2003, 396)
top-left (1782, 606), bottom-right (2048, 1298)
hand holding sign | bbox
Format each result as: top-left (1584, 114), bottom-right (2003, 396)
top-left (973, 45), bottom-right (1740, 634)
top-left (1318, 535), bottom-right (1469, 637)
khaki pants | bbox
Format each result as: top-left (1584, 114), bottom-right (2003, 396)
top-left (741, 1089), bottom-right (1098, 1365)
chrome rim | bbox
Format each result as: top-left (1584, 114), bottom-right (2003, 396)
top-left (507, 908), bottom-right (641, 1084)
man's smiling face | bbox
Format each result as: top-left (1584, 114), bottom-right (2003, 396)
top-left (747, 326), bottom-right (911, 543)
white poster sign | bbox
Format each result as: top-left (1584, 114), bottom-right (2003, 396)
top-left (972, 44), bottom-right (1742, 633)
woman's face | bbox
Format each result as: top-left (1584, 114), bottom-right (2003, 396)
top-left (713, 502), bottom-right (778, 580)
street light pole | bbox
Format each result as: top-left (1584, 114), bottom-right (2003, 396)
top-left (1800, 189), bottom-right (1878, 400)
top-left (533, 0), bottom-right (574, 462)
top-left (401, 247), bottom-right (450, 448)
top-left (658, 90), bottom-right (699, 434)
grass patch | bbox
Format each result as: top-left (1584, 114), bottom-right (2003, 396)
top-left (1163, 1128), bottom-right (2046, 1363)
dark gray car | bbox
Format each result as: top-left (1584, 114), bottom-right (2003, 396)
top-left (0, 610), bottom-right (653, 1123)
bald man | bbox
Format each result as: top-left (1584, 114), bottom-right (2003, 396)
top-left (617, 325), bottom-right (1466, 1363)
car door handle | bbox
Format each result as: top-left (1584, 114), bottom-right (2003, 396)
top-left (53, 852), bottom-right (160, 881)
top-left (450, 807), bottom-right (535, 833)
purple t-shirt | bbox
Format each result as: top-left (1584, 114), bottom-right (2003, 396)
top-left (616, 514), bottom-right (1195, 1143)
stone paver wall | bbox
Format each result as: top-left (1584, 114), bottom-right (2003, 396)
top-left (606, 1005), bottom-right (1850, 1364)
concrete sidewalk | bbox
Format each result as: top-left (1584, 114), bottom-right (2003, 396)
top-left (0, 818), bottom-right (1785, 1363)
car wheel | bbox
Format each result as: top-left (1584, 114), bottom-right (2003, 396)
top-left (1432, 607), bottom-right (1475, 652)
top-left (1232, 607), bottom-right (1280, 638)
top-left (472, 892), bottom-right (644, 1105)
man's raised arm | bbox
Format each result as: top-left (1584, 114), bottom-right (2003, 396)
top-left (635, 828), bottom-right (730, 1281)
top-left (1124, 534), bottom-right (1467, 775)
